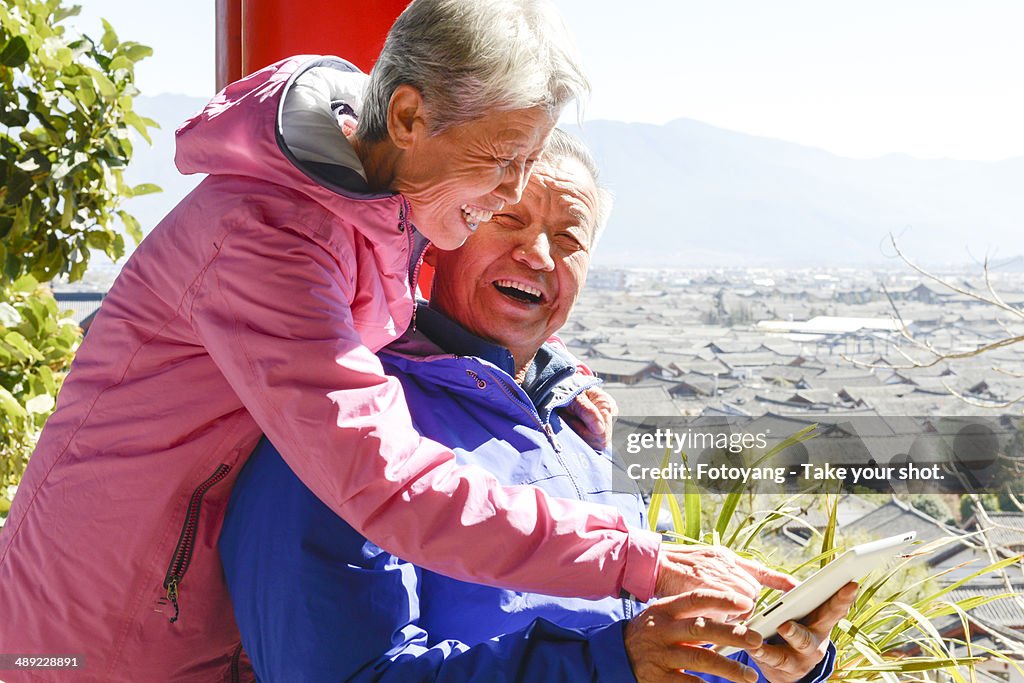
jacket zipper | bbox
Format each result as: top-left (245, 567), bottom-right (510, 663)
top-left (399, 196), bottom-right (422, 332)
top-left (478, 367), bottom-right (587, 501)
top-left (162, 463), bottom-right (232, 623)
top-left (468, 362), bottom-right (639, 615)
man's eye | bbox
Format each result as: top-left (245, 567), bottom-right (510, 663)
top-left (557, 233), bottom-right (585, 251)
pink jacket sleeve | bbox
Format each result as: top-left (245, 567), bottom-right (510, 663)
top-left (190, 218), bottom-right (661, 601)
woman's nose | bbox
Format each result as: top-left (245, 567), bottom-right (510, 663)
top-left (493, 160), bottom-right (529, 205)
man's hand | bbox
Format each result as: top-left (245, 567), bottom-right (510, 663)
top-left (560, 385), bottom-right (617, 449)
top-left (748, 582), bottom-right (858, 683)
top-left (625, 591), bottom-right (764, 683)
top-left (654, 545), bottom-right (799, 607)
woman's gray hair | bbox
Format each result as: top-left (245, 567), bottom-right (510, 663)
top-left (541, 128), bottom-right (613, 248)
top-left (357, 0), bottom-right (590, 142)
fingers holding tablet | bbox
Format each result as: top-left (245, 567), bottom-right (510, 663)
top-left (748, 582), bottom-right (858, 683)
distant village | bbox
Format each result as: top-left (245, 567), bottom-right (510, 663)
top-left (566, 264), bottom-right (1024, 680)
top-left (568, 266), bottom-right (1024, 419)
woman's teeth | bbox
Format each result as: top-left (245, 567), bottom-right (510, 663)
top-left (461, 204), bottom-right (493, 230)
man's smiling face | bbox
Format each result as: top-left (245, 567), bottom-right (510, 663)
top-left (427, 154), bottom-right (599, 370)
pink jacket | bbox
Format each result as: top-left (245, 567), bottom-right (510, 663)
top-left (0, 56), bottom-right (660, 682)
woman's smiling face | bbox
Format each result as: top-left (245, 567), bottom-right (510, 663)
top-left (394, 105), bottom-right (557, 250)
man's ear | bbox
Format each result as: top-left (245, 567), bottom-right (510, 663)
top-left (422, 244), bottom-right (439, 267)
top-left (387, 84), bottom-right (427, 150)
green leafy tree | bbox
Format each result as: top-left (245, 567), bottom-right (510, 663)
top-left (0, 0), bottom-right (158, 518)
top-left (908, 493), bottom-right (954, 526)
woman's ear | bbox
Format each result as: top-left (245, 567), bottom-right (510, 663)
top-left (387, 84), bottom-right (427, 150)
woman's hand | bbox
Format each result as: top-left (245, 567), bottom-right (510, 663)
top-left (560, 385), bottom-right (617, 448)
top-left (654, 545), bottom-right (799, 606)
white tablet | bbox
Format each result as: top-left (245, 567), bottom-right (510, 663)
top-left (716, 531), bottom-right (917, 657)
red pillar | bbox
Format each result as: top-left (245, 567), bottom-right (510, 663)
top-left (216, 0), bottom-right (409, 88)
top-left (215, 0), bottom-right (242, 89)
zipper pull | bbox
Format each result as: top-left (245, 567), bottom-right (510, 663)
top-left (166, 578), bottom-right (180, 624)
top-left (543, 423), bottom-right (562, 453)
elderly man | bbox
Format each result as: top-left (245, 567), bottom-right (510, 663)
top-left (219, 130), bottom-right (852, 682)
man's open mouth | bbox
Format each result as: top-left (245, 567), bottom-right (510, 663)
top-left (493, 279), bottom-right (543, 304)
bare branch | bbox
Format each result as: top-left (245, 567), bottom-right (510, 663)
top-left (889, 235), bottom-right (1024, 320)
top-left (940, 380), bottom-right (1024, 409)
top-left (845, 334), bottom-right (1024, 371)
top-left (994, 365), bottom-right (1024, 379)
top-left (880, 281), bottom-right (911, 332)
top-left (982, 256), bottom-right (1014, 313)
top-left (843, 238), bottom-right (1023, 412)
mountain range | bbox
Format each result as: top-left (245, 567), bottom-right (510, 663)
top-left (121, 94), bottom-right (1023, 268)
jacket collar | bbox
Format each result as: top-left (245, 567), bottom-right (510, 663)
top-left (275, 58), bottom-right (395, 199)
top-left (397, 303), bottom-right (586, 409)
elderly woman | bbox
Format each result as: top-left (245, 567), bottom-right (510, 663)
top-left (0, 0), bottom-right (790, 680)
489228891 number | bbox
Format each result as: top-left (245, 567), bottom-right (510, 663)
top-left (0, 655), bottom-right (84, 670)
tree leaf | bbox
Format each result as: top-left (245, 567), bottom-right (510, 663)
top-left (0, 303), bottom-right (21, 328)
top-left (123, 43), bottom-right (153, 62)
top-left (4, 331), bottom-right (43, 362)
top-left (86, 67), bottom-right (117, 99)
top-left (130, 183), bottom-right (161, 197)
top-left (75, 85), bottom-right (96, 108)
top-left (101, 19), bottom-right (119, 53)
top-left (123, 110), bottom-right (152, 144)
top-left (0, 386), bottom-right (28, 420)
top-left (24, 393), bottom-right (56, 415)
top-left (109, 55), bottom-right (133, 73)
top-left (4, 169), bottom-right (33, 205)
top-left (118, 210), bottom-right (143, 245)
top-left (0, 108), bottom-right (30, 127)
top-left (85, 230), bottom-right (111, 250)
top-left (53, 5), bottom-right (83, 23)
top-left (0, 37), bottom-right (30, 68)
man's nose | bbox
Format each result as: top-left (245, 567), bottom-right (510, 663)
top-left (493, 160), bottom-right (530, 205)
top-left (514, 231), bottom-right (555, 272)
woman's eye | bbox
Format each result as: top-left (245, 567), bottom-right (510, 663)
top-left (496, 157), bottom-right (515, 168)
top-left (492, 213), bottom-right (523, 228)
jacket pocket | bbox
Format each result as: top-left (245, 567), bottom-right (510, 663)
top-left (161, 463), bottom-right (232, 623)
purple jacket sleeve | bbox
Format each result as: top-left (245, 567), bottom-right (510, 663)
top-left (191, 216), bottom-right (661, 600)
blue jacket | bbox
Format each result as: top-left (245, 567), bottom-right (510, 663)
top-left (219, 305), bottom-right (836, 682)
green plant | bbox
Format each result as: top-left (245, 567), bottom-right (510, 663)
top-left (649, 426), bottom-right (1024, 681)
top-left (0, 0), bottom-right (158, 519)
top-left (959, 493), bottom-right (1001, 522)
top-left (909, 494), bottom-right (954, 526)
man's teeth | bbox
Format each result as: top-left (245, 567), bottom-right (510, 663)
top-left (495, 279), bottom-right (542, 299)
top-left (461, 204), bottom-right (493, 229)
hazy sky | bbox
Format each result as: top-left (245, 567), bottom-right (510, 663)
top-left (73, 0), bottom-right (1024, 161)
